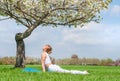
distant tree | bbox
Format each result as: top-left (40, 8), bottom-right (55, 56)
top-left (100, 58), bottom-right (114, 66)
top-left (81, 57), bottom-right (87, 65)
top-left (71, 54), bottom-right (78, 59)
top-left (85, 58), bottom-right (100, 65)
top-left (0, 0), bottom-right (112, 67)
top-left (115, 59), bottom-right (120, 66)
top-left (0, 56), bottom-right (15, 65)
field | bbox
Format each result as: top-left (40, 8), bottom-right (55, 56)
top-left (0, 65), bottom-right (120, 81)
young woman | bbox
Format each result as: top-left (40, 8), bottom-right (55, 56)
top-left (41, 44), bottom-right (89, 74)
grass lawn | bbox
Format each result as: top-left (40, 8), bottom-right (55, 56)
top-left (0, 65), bottom-right (120, 81)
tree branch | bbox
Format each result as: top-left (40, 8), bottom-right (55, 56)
top-left (42, 17), bottom-right (85, 26)
top-left (51, 7), bottom-right (79, 12)
top-left (14, 7), bottom-right (32, 27)
top-left (65, 17), bottom-right (84, 24)
top-left (1, 9), bottom-right (29, 28)
top-left (14, 5), bottom-right (38, 21)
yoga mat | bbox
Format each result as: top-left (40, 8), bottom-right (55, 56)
top-left (23, 68), bottom-right (41, 72)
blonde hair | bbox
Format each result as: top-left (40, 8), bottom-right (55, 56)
top-left (43, 44), bottom-right (52, 52)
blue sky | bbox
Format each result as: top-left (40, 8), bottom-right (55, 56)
top-left (0, 0), bottom-right (120, 60)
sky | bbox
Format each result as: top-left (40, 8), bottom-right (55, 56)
top-left (0, 0), bottom-right (120, 60)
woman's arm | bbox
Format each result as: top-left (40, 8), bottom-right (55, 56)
top-left (41, 52), bottom-right (46, 72)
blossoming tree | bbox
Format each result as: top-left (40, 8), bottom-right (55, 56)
top-left (0, 0), bottom-right (112, 67)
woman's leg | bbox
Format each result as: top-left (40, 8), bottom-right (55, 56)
top-left (48, 64), bottom-right (89, 74)
top-left (70, 70), bottom-right (89, 74)
top-left (48, 64), bottom-right (70, 73)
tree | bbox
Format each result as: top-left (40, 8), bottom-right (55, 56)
top-left (0, 0), bottom-right (112, 67)
top-left (71, 54), bottom-right (78, 59)
top-left (115, 59), bottom-right (120, 66)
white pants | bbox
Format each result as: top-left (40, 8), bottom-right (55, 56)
top-left (48, 64), bottom-right (89, 74)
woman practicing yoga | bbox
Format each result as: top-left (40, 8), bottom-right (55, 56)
top-left (41, 44), bottom-right (89, 74)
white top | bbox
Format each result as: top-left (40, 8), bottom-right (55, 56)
top-left (45, 52), bottom-right (51, 65)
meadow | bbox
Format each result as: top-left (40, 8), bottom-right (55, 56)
top-left (0, 65), bottom-right (120, 81)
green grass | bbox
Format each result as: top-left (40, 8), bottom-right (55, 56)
top-left (0, 65), bottom-right (120, 81)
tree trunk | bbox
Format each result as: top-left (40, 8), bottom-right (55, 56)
top-left (14, 33), bottom-right (25, 68)
top-left (14, 26), bottom-right (35, 68)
